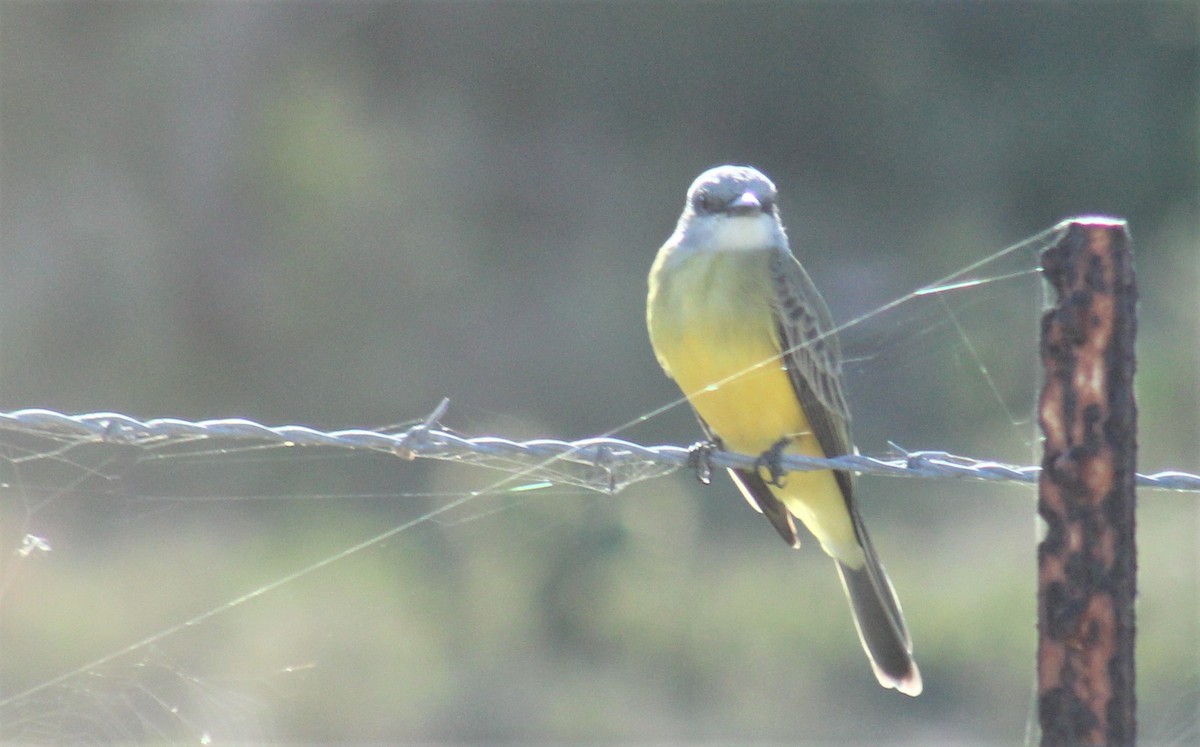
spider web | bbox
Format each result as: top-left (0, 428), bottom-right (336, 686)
top-left (0, 224), bottom-right (1195, 744)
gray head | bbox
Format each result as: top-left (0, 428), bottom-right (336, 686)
top-left (670, 165), bottom-right (786, 253)
top-left (685, 165), bottom-right (778, 219)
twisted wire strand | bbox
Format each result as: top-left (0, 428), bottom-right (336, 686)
top-left (0, 405), bottom-right (1194, 493)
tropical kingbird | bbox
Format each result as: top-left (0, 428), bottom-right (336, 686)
top-left (646, 165), bottom-right (921, 695)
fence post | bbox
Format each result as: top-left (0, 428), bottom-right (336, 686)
top-left (1036, 218), bottom-right (1137, 745)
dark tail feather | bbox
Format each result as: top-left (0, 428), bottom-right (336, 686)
top-left (728, 467), bottom-right (799, 549)
top-left (835, 549), bottom-right (922, 696)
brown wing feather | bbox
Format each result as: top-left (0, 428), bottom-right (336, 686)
top-left (768, 249), bottom-right (854, 497)
top-left (770, 248), bottom-right (917, 671)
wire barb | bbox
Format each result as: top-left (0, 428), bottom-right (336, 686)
top-left (0, 406), bottom-right (1195, 493)
top-left (393, 397), bottom-right (450, 460)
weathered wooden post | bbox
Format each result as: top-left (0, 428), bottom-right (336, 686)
top-left (1037, 217), bottom-right (1137, 746)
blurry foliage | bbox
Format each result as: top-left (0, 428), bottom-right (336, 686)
top-left (1, 2), bottom-right (1197, 744)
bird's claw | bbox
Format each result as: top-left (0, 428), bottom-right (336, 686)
top-left (755, 437), bottom-right (791, 488)
top-left (686, 440), bottom-right (718, 485)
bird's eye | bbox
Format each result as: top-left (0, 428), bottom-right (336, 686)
top-left (760, 197), bottom-right (776, 214)
top-left (692, 191), bottom-right (717, 212)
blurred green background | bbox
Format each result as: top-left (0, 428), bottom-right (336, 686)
top-left (1, 3), bottom-right (1197, 744)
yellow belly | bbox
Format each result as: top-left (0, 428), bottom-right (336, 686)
top-left (647, 249), bottom-right (860, 561)
top-left (668, 327), bottom-right (807, 452)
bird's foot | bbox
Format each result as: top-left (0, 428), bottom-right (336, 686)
top-left (755, 437), bottom-right (792, 488)
top-left (686, 440), bottom-right (718, 485)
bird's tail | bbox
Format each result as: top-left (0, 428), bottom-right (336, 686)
top-left (834, 522), bottom-right (922, 696)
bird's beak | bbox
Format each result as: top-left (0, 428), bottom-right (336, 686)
top-left (727, 191), bottom-right (762, 216)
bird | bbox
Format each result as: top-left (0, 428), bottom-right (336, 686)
top-left (645, 164), bottom-right (921, 695)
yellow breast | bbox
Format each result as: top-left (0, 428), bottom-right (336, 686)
top-left (647, 249), bottom-right (810, 454)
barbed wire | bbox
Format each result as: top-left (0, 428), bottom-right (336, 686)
top-left (0, 402), bottom-right (1196, 493)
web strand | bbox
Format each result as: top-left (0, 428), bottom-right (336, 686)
top-left (1, 221), bottom-right (1192, 741)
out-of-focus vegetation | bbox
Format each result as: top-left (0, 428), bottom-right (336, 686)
top-left (1, 3), bottom-right (1196, 744)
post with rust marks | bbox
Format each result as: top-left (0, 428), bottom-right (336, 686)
top-left (1037, 217), bottom-right (1137, 746)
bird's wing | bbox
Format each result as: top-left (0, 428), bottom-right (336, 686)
top-left (769, 248), bottom-right (915, 661)
top-left (768, 248), bottom-right (855, 500)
